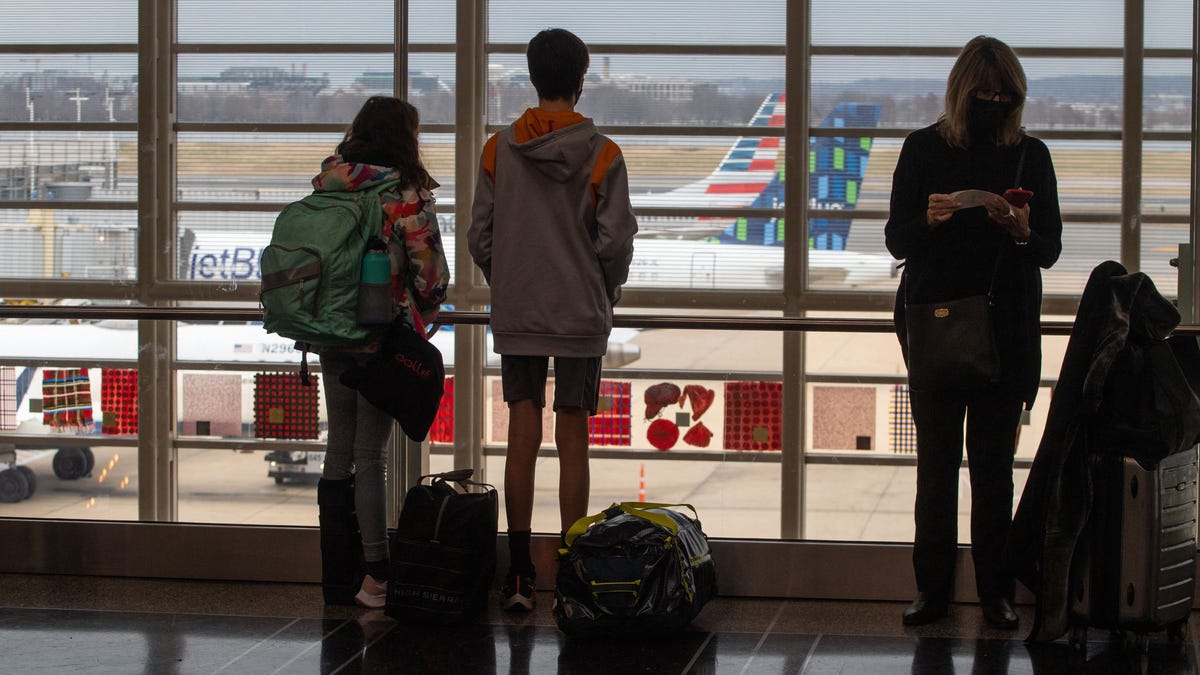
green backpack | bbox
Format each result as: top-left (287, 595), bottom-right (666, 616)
top-left (259, 180), bottom-right (400, 363)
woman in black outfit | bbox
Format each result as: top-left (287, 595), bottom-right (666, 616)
top-left (885, 35), bottom-right (1063, 629)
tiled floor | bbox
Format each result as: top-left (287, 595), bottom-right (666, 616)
top-left (0, 574), bottom-right (1197, 674)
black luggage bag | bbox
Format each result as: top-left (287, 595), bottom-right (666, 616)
top-left (1067, 447), bottom-right (1198, 650)
top-left (385, 469), bottom-right (498, 623)
top-left (554, 502), bottom-right (717, 637)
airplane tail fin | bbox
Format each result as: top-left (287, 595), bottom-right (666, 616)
top-left (713, 96), bottom-right (881, 249)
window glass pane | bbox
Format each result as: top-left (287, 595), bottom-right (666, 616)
top-left (0, 208), bottom-right (136, 281)
top-left (487, 0), bottom-right (784, 45)
top-left (486, 454), bottom-right (783, 539)
top-left (1146, 58), bottom-right (1192, 131)
top-left (177, 55), bottom-right (395, 124)
top-left (1147, 0), bottom-right (1195, 49)
top-left (409, 0), bottom-right (456, 43)
top-left (1142, 139), bottom-right (1191, 298)
top-left (812, 56), bottom-right (1126, 131)
top-left (1144, 139), bottom-right (1192, 220)
top-left (0, 132), bottom-right (133, 201)
top-left (177, 0), bottom-right (393, 43)
top-left (0, 330), bottom-right (140, 520)
top-left (487, 55), bottom-right (783, 127)
top-left (812, 0), bottom-right (1123, 48)
top-left (0, 56), bottom-right (137, 123)
top-left (174, 132), bottom-right (456, 284)
top-left (408, 55), bottom-right (457, 125)
top-left (1, 3), bottom-right (136, 44)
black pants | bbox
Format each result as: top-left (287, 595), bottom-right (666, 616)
top-left (910, 387), bottom-right (1023, 600)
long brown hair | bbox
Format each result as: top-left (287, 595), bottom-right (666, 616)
top-left (336, 96), bottom-right (433, 188)
top-left (939, 36), bottom-right (1027, 149)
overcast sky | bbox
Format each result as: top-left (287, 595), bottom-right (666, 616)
top-left (0, 0), bottom-right (1193, 83)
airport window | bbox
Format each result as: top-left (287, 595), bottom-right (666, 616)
top-left (0, 1), bottom-right (1193, 559)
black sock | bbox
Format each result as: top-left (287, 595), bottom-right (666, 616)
top-left (508, 530), bottom-right (534, 577)
top-left (364, 558), bottom-right (389, 582)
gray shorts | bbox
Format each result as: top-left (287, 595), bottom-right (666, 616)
top-left (501, 354), bottom-right (602, 415)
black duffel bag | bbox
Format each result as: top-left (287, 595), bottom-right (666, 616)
top-left (385, 469), bottom-right (497, 623)
top-left (554, 502), bottom-right (717, 636)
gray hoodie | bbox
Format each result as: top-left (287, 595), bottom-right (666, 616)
top-left (468, 108), bottom-right (638, 357)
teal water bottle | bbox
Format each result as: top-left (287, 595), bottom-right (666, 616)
top-left (356, 237), bottom-right (392, 326)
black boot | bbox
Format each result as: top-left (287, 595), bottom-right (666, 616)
top-left (317, 476), bottom-right (363, 605)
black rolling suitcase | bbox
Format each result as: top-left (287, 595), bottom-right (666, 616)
top-left (1068, 447), bottom-right (1198, 650)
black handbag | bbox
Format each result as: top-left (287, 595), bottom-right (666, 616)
top-left (902, 141), bottom-right (1027, 392)
top-left (339, 314), bottom-right (445, 442)
top-left (905, 287), bottom-right (1000, 391)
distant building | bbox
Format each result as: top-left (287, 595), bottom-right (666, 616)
top-left (608, 75), bottom-right (697, 102)
top-left (218, 67), bottom-right (329, 94)
top-left (352, 70), bottom-right (450, 94)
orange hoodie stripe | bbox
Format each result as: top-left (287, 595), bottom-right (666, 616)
top-left (590, 139), bottom-right (622, 205)
top-left (481, 134), bottom-right (499, 180)
top-left (485, 115), bottom-right (620, 206)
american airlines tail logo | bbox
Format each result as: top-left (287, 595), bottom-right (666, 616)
top-left (393, 351), bottom-right (432, 379)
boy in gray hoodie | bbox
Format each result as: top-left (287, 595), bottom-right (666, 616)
top-left (468, 27), bottom-right (638, 611)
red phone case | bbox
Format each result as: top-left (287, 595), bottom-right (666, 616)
top-left (1003, 188), bottom-right (1033, 208)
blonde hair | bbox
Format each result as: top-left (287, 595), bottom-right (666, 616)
top-left (939, 36), bottom-right (1027, 149)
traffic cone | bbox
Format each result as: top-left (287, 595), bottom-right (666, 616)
top-left (638, 463), bottom-right (646, 502)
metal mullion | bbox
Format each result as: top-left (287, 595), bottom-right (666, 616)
top-left (1141, 213), bottom-right (1193, 225)
top-left (149, 0), bottom-right (178, 523)
top-left (634, 207), bottom-right (781, 219)
top-left (454, 284), bottom-right (789, 310)
top-left (453, 0), bottom-right (486, 478)
top-left (0, 44), bottom-right (136, 54)
top-left (780, 0), bottom-right (810, 541)
top-left (175, 123), bottom-right (457, 134)
top-left (0, 279), bottom-right (140, 301)
top-left (808, 126), bottom-right (901, 138)
top-left (811, 45), bottom-right (1137, 59)
top-left (174, 43), bottom-right (394, 54)
top-left (485, 43), bottom-right (784, 56)
top-left (0, 305), bottom-right (1157, 336)
top-left (178, 202), bottom-right (289, 212)
top-left (1193, 0), bottom-right (1200, 325)
top-left (173, 43), bottom-right (458, 54)
top-left (145, 282), bottom-right (261, 303)
top-left (0, 123), bottom-right (136, 132)
top-left (493, 125), bottom-right (784, 137)
top-left (1123, 0), bottom-right (1145, 271)
top-left (0, 201), bottom-right (136, 210)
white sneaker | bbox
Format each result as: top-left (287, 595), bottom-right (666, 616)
top-left (354, 574), bottom-right (387, 608)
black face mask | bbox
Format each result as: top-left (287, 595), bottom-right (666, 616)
top-left (968, 99), bottom-right (1011, 139)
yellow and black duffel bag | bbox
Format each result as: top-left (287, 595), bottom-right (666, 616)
top-left (554, 502), bottom-right (717, 636)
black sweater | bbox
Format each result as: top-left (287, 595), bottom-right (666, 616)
top-left (885, 123), bottom-right (1064, 407)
